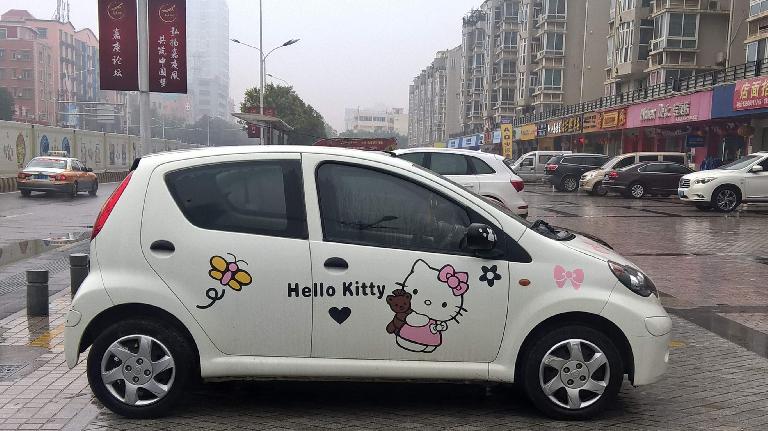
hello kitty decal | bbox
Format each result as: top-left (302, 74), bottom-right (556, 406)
top-left (385, 260), bottom-right (469, 353)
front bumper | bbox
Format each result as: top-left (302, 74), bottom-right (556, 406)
top-left (579, 176), bottom-right (600, 192)
top-left (677, 185), bottom-right (710, 203)
top-left (17, 180), bottom-right (74, 193)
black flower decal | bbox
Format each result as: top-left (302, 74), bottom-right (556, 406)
top-left (479, 265), bottom-right (502, 287)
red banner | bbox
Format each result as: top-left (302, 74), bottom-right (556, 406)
top-left (734, 77), bottom-right (768, 111)
top-left (98, 0), bottom-right (139, 91)
top-left (148, 0), bottom-right (187, 93)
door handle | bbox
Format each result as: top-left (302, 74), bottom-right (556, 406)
top-left (324, 257), bottom-right (348, 270)
top-left (150, 240), bottom-right (175, 253)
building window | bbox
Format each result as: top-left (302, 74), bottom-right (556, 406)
top-left (751, 0), bottom-right (768, 16)
top-left (543, 32), bottom-right (564, 54)
top-left (617, 22), bottom-right (633, 63)
top-left (0, 29), bottom-right (6, 40)
top-left (544, 0), bottom-right (566, 17)
top-left (503, 31), bottom-right (518, 47)
top-left (619, 0), bottom-right (634, 12)
top-left (36, 28), bottom-right (47, 39)
top-left (747, 40), bottom-right (768, 62)
top-left (665, 13), bottom-right (697, 49)
top-left (542, 69), bottom-right (562, 90)
top-left (607, 36), bottom-right (615, 67)
top-left (638, 20), bottom-right (654, 60)
top-left (664, 69), bottom-right (694, 83)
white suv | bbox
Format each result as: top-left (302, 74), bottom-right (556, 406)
top-left (678, 152), bottom-right (768, 212)
top-left (393, 148), bottom-right (528, 217)
top-left (65, 146), bottom-right (670, 419)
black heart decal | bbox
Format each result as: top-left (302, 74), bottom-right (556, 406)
top-left (328, 307), bottom-right (351, 324)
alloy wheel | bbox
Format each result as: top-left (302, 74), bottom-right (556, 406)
top-left (100, 335), bottom-right (176, 407)
top-left (563, 177), bottom-right (578, 192)
top-left (539, 339), bottom-right (610, 410)
top-left (715, 189), bottom-right (738, 211)
top-left (630, 184), bottom-right (644, 198)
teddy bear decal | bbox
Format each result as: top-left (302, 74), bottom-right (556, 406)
top-left (385, 260), bottom-right (469, 353)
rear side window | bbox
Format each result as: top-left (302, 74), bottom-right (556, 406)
top-left (590, 157), bottom-right (608, 166)
top-left (398, 152), bottom-right (427, 167)
top-left (538, 155), bottom-right (552, 164)
top-left (663, 155), bottom-right (685, 164)
top-left (641, 163), bottom-right (667, 173)
top-left (165, 160), bottom-right (307, 239)
top-left (429, 153), bottom-right (472, 175)
top-left (639, 155), bottom-right (659, 162)
top-left (469, 157), bottom-right (496, 174)
top-left (666, 164), bottom-right (690, 174)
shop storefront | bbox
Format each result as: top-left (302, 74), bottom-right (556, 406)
top-left (514, 124), bottom-right (538, 159)
top-left (713, 80), bottom-right (768, 154)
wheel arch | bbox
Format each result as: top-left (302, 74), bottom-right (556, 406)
top-left (513, 311), bottom-right (635, 384)
top-left (711, 182), bottom-right (742, 200)
top-left (79, 303), bottom-right (201, 375)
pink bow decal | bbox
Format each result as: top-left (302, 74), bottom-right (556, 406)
top-left (438, 264), bottom-right (469, 296)
top-left (554, 265), bottom-right (584, 290)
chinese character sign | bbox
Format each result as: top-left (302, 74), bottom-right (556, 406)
top-left (148, 0), bottom-right (187, 93)
top-left (734, 77), bottom-right (768, 111)
top-left (98, 0), bottom-right (139, 91)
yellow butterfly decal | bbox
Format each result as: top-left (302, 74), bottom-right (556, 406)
top-left (208, 254), bottom-right (252, 291)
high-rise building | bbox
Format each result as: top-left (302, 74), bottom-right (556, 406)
top-left (745, 1), bottom-right (767, 63)
top-left (187, 0), bottom-right (230, 122)
top-left (461, 9), bottom-right (487, 135)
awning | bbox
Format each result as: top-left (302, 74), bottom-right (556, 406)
top-left (231, 113), bottom-right (294, 132)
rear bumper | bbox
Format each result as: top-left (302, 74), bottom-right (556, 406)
top-left (17, 181), bottom-right (73, 193)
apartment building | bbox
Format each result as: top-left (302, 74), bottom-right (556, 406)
top-left (747, 0), bottom-right (768, 62)
top-left (645, 0), bottom-right (747, 86)
top-left (187, 0), bottom-right (231, 122)
top-left (604, 0), bottom-right (654, 95)
top-left (460, 9), bottom-right (487, 134)
top-left (0, 22), bottom-right (54, 125)
top-left (345, 107), bottom-right (408, 136)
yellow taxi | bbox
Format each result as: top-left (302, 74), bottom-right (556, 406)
top-left (17, 154), bottom-right (98, 197)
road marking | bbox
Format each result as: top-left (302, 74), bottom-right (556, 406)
top-left (0, 213), bottom-right (32, 219)
top-left (29, 324), bottom-right (65, 349)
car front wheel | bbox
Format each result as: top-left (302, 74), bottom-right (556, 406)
top-left (629, 182), bottom-right (645, 199)
top-left (87, 319), bottom-right (194, 418)
top-left (521, 325), bottom-right (623, 419)
top-left (561, 176), bottom-right (579, 193)
top-left (712, 186), bottom-right (741, 213)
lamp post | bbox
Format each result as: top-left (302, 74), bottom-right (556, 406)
top-left (266, 73), bottom-right (290, 86)
top-left (231, 7), bottom-right (299, 145)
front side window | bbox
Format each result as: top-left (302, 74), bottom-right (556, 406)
top-left (720, 155), bottom-right (759, 170)
top-left (165, 160), bottom-right (307, 239)
top-left (639, 155), bottom-right (659, 162)
top-left (663, 155), bottom-right (685, 165)
top-left (640, 163), bottom-right (666, 173)
top-left (521, 157), bottom-right (534, 167)
top-left (316, 163), bottom-right (472, 253)
top-left (430, 153), bottom-right (472, 175)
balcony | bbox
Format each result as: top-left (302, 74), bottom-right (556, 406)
top-left (650, 0), bottom-right (729, 16)
top-left (649, 37), bottom-right (697, 53)
top-left (747, 15), bottom-right (768, 42)
top-left (535, 49), bottom-right (565, 62)
top-left (536, 13), bottom-right (566, 28)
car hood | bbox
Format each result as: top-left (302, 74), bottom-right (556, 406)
top-left (562, 233), bottom-right (636, 267)
top-left (22, 168), bottom-right (65, 175)
top-left (583, 168), bottom-right (607, 177)
top-left (682, 169), bottom-right (731, 180)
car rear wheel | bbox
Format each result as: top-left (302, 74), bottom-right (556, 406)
top-left (89, 180), bottom-right (98, 196)
top-left (629, 182), bottom-right (645, 199)
top-left (87, 319), bottom-right (193, 418)
top-left (712, 186), bottom-right (741, 213)
top-left (20, 190), bottom-right (31, 197)
top-left (593, 181), bottom-right (608, 196)
top-left (521, 325), bottom-right (623, 420)
top-left (561, 176), bottom-right (579, 193)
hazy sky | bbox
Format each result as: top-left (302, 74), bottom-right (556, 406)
top-left (14, 0), bottom-right (478, 130)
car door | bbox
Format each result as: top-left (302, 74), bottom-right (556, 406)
top-left (745, 156), bottom-right (768, 199)
top-left (140, 153), bottom-right (313, 357)
top-left (428, 152), bottom-right (479, 193)
top-left (304, 154), bottom-right (519, 362)
top-left (518, 156), bottom-right (536, 181)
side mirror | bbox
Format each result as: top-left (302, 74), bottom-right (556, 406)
top-left (751, 165), bottom-right (764, 173)
top-left (465, 223), bottom-right (497, 251)
top-left (86, 167), bottom-right (93, 172)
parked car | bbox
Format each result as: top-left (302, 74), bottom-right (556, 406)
top-left (65, 146), bottom-right (670, 420)
top-left (545, 154), bottom-right (611, 192)
top-left (602, 162), bottom-right (693, 199)
top-left (580, 152), bottom-right (687, 196)
top-left (394, 148), bottom-right (528, 217)
top-left (506, 150), bottom-right (571, 182)
top-left (678, 151), bottom-right (768, 212)
top-left (16, 156), bottom-right (98, 198)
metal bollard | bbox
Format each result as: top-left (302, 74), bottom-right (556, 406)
top-left (26, 270), bottom-right (49, 316)
top-left (69, 253), bottom-right (89, 297)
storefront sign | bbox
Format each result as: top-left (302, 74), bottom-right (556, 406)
top-left (148, 0), bottom-right (187, 93)
top-left (98, 0), bottom-right (139, 91)
top-left (685, 135), bottom-right (705, 148)
top-left (547, 119), bottom-right (563, 136)
top-left (493, 130), bottom-right (502, 144)
top-left (561, 115), bottom-right (582, 134)
top-left (448, 138), bottom-right (460, 148)
top-left (536, 122), bottom-right (548, 137)
top-left (520, 124), bottom-right (537, 141)
top-left (627, 92), bottom-right (711, 127)
top-left (734, 77), bottom-right (768, 110)
top-left (601, 109), bottom-right (627, 129)
top-left (501, 125), bottom-right (513, 146)
top-left (582, 112), bottom-right (601, 132)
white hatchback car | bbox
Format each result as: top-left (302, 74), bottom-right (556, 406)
top-left (678, 151), bottom-right (768, 212)
top-left (393, 148), bottom-right (528, 217)
top-left (65, 146), bottom-right (670, 419)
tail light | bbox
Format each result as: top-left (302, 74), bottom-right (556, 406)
top-left (55, 174), bottom-right (66, 181)
top-left (545, 163), bottom-right (558, 171)
top-left (91, 172), bottom-right (133, 240)
top-left (608, 170), bottom-right (619, 179)
top-left (511, 179), bottom-right (525, 192)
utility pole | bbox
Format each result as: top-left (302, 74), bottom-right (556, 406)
top-left (259, 0), bottom-right (265, 145)
top-left (207, 116), bottom-right (211, 146)
top-left (138, 0), bottom-right (152, 155)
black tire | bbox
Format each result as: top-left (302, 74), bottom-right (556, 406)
top-left (20, 190), bottom-right (31, 197)
top-left (87, 319), bottom-right (194, 419)
top-left (695, 203), bottom-right (713, 211)
top-left (628, 182), bottom-right (645, 199)
top-left (520, 325), bottom-right (623, 420)
top-left (593, 181), bottom-right (608, 197)
top-left (711, 185), bottom-right (741, 213)
top-left (89, 180), bottom-right (98, 196)
top-left (560, 176), bottom-right (579, 193)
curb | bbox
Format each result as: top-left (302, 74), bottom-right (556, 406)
top-left (0, 171), bottom-right (128, 193)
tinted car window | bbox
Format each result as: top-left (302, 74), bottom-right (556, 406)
top-left (429, 153), bottom-right (472, 175)
top-left (663, 155), bottom-right (685, 165)
top-left (317, 163), bottom-right (471, 253)
top-left (538, 155), bottom-right (553, 164)
top-left (588, 157), bottom-right (607, 166)
top-left (165, 160), bottom-right (307, 239)
top-left (666, 164), bottom-right (691, 174)
top-left (758, 157), bottom-right (768, 170)
top-left (614, 156), bottom-right (636, 169)
top-left (521, 157), bottom-right (534, 167)
top-left (398, 152), bottom-right (427, 167)
top-left (641, 163), bottom-right (667, 173)
top-left (470, 157), bottom-right (496, 174)
top-left (639, 155), bottom-right (659, 162)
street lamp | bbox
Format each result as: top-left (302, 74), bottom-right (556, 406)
top-left (266, 73), bottom-right (290, 86)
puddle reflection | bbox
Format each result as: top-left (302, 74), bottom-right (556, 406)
top-left (0, 231), bottom-right (89, 268)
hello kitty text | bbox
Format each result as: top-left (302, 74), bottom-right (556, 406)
top-left (288, 281), bottom-right (386, 299)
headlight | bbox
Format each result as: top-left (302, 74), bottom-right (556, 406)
top-left (608, 261), bottom-right (657, 297)
top-left (693, 177), bottom-right (716, 185)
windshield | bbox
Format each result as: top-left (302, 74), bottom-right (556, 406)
top-left (601, 156), bottom-right (622, 169)
top-left (26, 158), bottom-right (67, 170)
top-left (719, 155), bottom-right (759, 170)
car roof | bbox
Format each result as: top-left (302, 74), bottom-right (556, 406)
top-left (394, 147), bottom-right (497, 156)
top-left (30, 156), bottom-right (70, 161)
